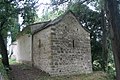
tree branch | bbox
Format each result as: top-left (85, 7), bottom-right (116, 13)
top-left (36, 0), bottom-right (69, 6)
top-left (0, 20), bottom-right (7, 32)
top-left (0, 0), bottom-right (14, 4)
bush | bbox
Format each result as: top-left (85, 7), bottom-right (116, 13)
top-left (0, 59), bottom-right (9, 80)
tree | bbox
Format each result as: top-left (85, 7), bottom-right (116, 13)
top-left (49, 0), bottom-right (108, 71)
top-left (48, 0), bottom-right (116, 79)
top-left (68, 2), bottom-right (105, 70)
top-left (0, 0), bottom-right (17, 69)
top-left (105, 0), bottom-right (120, 79)
top-left (0, 0), bottom-right (37, 69)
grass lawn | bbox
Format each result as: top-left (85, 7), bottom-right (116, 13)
top-left (8, 59), bottom-right (113, 80)
top-left (0, 60), bottom-right (9, 80)
top-left (37, 71), bottom-right (110, 80)
top-left (9, 58), bottom-right (17, 64)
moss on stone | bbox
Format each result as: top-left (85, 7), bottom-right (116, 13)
top-left (16, 26), bottom-right (31, 39)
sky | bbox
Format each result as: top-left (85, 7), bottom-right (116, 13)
top-left (8, 0), bottom-right (51, 52)
top-left (36, 0), bottom-right (96, 17)
top-left (37, 0), bottom-right (51, 17)
top-left (8, 0), bottom-right (96, 52)
top-left (18, 0), bottom-right (96, 23)
top-left (19, 0), bottom-right (51, 25)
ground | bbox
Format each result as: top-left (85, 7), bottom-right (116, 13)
top-left (9, 64), bottom-right (48, 80)
top-left (9, 63), bottom-right (110, 80)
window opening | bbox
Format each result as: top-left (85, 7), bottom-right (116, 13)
top-left (73, 40), bottom-right (75, 48)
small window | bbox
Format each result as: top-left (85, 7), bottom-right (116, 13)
top-left (73, 40), bottom-right (75, 48)
top-left (77, 28), bottom-right (78, 31)
top-left (38, 39), bottom-right (41, 48)
top-left (65, 26), bottom-right (67, 29)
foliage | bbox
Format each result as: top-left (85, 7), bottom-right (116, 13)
top-left (68, 2), bottom-right (103, 70)
top-left (68, 2), bottom-right (115, 77)
top-left (0, 0), bottom-right (116, 79)
top-left (0, 0), bottom-right (38, 41)
top-left (20, 0), bottom-right (38, 26)
top-left (0, 0), bottom-right (17, 37)
top-left (105, 0), bottom-right (120, 79)
top-left (9, 58), bottom-right (16, 65)
top-left (41, 0), bottom-right (115, 78)
top-left (39, 10), bottom-right (64, 21)
top-left (0, 60), bottom-right (9, 80)
top-left (0, 0), bottom-right (38, 72)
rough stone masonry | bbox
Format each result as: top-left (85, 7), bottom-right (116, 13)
top-left (32, 11), bottom-right (92, 76)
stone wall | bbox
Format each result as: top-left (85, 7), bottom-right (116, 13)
top-left (33, 27), bottom-right (51, 73)
top-left (9, 41), bottom-right (17, 59)
top-left (30, 21), bottom-right (50, 34)
top-left (16, 34), bottom-right (32, 63)
top-left (31, 23), bottom-right (45, 33)
top-left (32, 12), bottom-right (92, 76)
top-left (49, 13), bottom-right (92, 76)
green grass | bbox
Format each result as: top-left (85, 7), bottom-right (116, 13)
top-left (37, 71), bottom-right (110, 80)
top-left (9, 58), bottom-right (17, 64)
top-left (0, 58), bottom-right (17, 80)
top-left (8, 60), bottom-right (114, 80)
top-left (0, 60), bottom-right (9, 80)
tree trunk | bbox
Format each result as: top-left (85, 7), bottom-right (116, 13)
top-left (0, 32), bottom-right (9, 68)
top-left (101, 9), bottom-right (108, 71)
top-left (106, 0), bottom-right (120, 79)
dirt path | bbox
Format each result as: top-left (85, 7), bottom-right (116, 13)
top-left (9, 64), bottom-right (49, 80)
